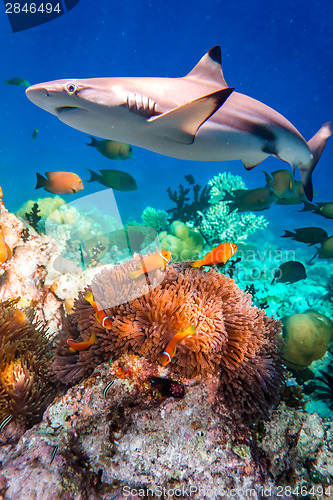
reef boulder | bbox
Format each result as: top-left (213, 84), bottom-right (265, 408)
top-left (282, 310), bottom-right (333, 369)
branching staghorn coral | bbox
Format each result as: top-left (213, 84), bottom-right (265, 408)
top-left (141, 207), bottom-right (169, 233)
top-left (199, 200), bottom-right (268, 245)
top-left (53, 255), bottom-right (283, 421)
top-left (0, 299), bottom-right (55, 429)
top-left (209, 171), bottom-right (246, 202)
top-left (199, 172), bottom-right (269, 245)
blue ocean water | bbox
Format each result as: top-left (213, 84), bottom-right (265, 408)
top-left (0, 0), bottom-right (332, 233)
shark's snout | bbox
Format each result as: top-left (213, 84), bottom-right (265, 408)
top-left (26, 85), bottom-right (48, 103)
top-left (26, 85), bottom-right (59, 115)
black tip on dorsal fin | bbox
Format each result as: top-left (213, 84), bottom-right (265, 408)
top-left (208, 46), bottom-right (221, 64)
top-left (185, 45), bottom-right (227, 88)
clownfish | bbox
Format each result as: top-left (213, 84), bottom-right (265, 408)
top-left (128, 249), bottom-right (171, 279)
top-left (161, 325), bottom-right (196, 366)
top-left (67, 332), bottom-right (96, 353)
top-left (190, 242), bottom-right (237, 268)
top-left (84, 290), bottom-right (112, 329)
top-left (0, 231), bottom-right (12, 265)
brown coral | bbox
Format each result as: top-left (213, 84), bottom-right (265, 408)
top-left (0, 299), bottom-right (55, 429)
top-left (53, 256), bottom-right (283, 420)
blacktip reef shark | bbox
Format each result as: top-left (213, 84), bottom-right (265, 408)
top-left (25, 46), bottom-right (331, 201)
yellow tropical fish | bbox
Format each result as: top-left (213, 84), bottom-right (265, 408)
top-left (161, 325), bottom-right (196, 366)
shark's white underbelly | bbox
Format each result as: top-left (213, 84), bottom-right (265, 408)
top-left (56, 96), bottom-right (312, 167)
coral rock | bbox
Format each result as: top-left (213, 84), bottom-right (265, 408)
top-left (282, 310), bottom-right (333, 369)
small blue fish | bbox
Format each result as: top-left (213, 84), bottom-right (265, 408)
top-left (0, 415), bottom-right (12, 432)
top-left (50, 444), bottom-right (58, 464)
top-left (103, 381), bottom-right (114, 399)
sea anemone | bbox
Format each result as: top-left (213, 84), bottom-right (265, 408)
top-left (0, 299), bottom-right (55, 429)
top-left (53, 256), bottom-right (283, 420)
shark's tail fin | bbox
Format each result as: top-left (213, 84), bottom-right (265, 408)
top-left (299, 122), bottom-right (332, 201)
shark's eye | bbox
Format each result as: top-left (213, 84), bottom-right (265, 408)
top-left (66, 83), bottom-right (76, 94)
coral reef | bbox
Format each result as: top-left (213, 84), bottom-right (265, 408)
top-left (0, 363), bottom-right (332, 498)
top-left (166, 175), bottom-right (211, 224)
top-left (24, 202), bottom-right (41, 231)
top-left (53, 256), bottom-right (283, 421)
top-left (198, 172), bottom-right (268, 245)
top-left (159, 220), bottom-right (204, 261)
top-left (311, 352), bottom-right (333, 410)
top-left (259, 403), bottom-right (333, 489)
top-left (197, 172), bottom-right (268, 245)
top-left (0, 299), bottom-right (55, 434)
top-left (16, 196), bottom-right (66, 233)
top-left (140, 206), bottom-right (169, 232)
top-left (209, 171), bottom-right (246, 203)
top-left (199, 201), bottom-right (268, 245)
top-left (282, 311), bottom-right (333, 369)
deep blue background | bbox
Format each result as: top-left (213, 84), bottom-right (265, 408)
top-left (0, 0), bottom-right (332, 232)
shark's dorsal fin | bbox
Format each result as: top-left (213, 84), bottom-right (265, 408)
top-left (148, 87), bottom-right (234, 144)
top-left (185, 46), bottom-right (228, 87)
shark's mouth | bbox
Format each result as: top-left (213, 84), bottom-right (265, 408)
top-left (56, 106), bottom-right (87, 114)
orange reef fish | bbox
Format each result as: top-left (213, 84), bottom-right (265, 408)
top-left (35, 171), bottom-right (84, 194)
top-left (84, 291), bottom-right (112, 329)
top-left (190, 242), bottom-right (237, 268)
top-left (67, 332), bottom-right (96, 352)
top-left (0, 231), bottom-right (12, 264)
top-left (128, 250), bottom-right (171, 279)
top-left (161, 325), bottom-right (196, 366)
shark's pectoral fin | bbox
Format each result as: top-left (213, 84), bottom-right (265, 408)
top-left (242, 153), bottom-right (269, 170)
top-left (148, 87), bottom-right (234, 144)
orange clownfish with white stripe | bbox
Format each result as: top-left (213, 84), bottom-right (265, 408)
top-left (161, 325), bottom-right (196, 366)
top-left (190, 242), bottom-right (237, 268)
top-left (128, 249), bottom-right (172, 279)
top-left (84, 290), bottom-right (112, 329)
top-left (67, 332), bottom-right (96, 353)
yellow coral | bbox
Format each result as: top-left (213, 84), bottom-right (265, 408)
top-left (16, 196), bottom-right (66, 221)
top-left (159, 221), bottom-right (204, 261)
top-left (282, 310), bottom-right (333, 369)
